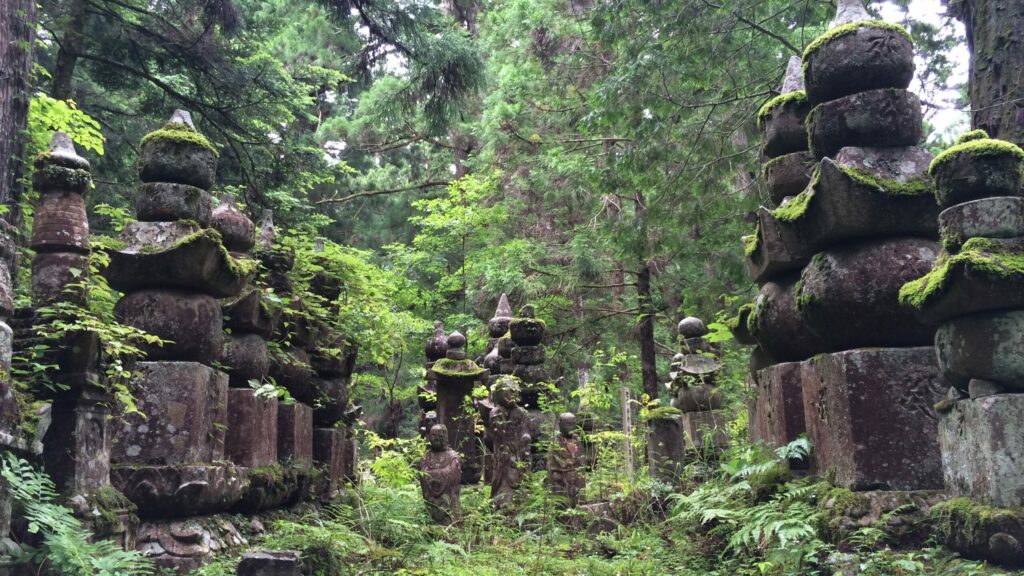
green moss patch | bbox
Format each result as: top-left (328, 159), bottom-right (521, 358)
top-left (644, 406), bottom-right (682, 421)
top-left (930, 497), bottom-right (1024, 550)
top-left (929, 138), bottom-right (1024, 175)
top-left (432, 358), bottom-right (486, 378)
top-left (509, 317), bottom-right (546, 329)
top-left (724, 303), bottom-right (754, 331)
top-left (841, 166), bottom-right (930, 196)
top-left (802, 21), bottom-right (912, 64)
top-left (742, 225), bottom-right (759, 257)
top-left (757, 90), bottom-right (808, 128)
top-left (771, 188), bottom-right (814, 222)
top-left (141, 122), bottom-right (219, 156)
top-left (899, 237), bottom-right (1024, 310)
top-left (956, 129), bottom-right (990, 144)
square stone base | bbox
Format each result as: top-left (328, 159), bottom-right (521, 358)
top-left (225, 388), bottom-right (278, 467)
top-left (751, 361), bottom-right (807, 451)
top-left (939, 394), bottom-right (1024, 507)
top-left (313, 428), bottom-right (344, 495)
top-left (802, 347), bottom-right (945, 491)
top-left (647, 416), bottom-right (684, 483)
top-left (277, 402), bottom-right (313, 467)
top-left (112, 362), bottom-right (228, 465)
top-left (681, 410), bottom-right (730, 452)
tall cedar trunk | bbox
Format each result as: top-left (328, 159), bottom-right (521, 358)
top-left (637, 263), bottom-right (658, 401)
top-left (0, 0), bottom-right (36, 227)
top-left (951, 0), bottom-right (1024, 145)
top-left (51, 0), bottom-right (87, 100)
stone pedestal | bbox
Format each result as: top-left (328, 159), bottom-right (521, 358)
top-left (939, 394), bottom-right (1024, 507)
top-left (647, 416), bottom-right (684, 484)
top-left (41, 387), bottom-right (112, 496)
top-left (237, 551), bottom-right (302, 575)
top-left (112, 362), bottom-right (228, 465)
top-left (751, 362), bottom-right (807, 455)
top-left (225, 389), bottom-right (278, 467)
top-left (802, 348), bottom-right (945, 490)
top-left (277, 402), bottom-right (313, 467)
top-left (681, 410), bottom-right (730, 453)
top-left (313, 428), bottom-right (344, 495)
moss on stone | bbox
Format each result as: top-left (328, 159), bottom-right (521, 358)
top-left (929, 138), bottom-right (1024, 175)
top-left (724, 303), bottom-right (754, 331)
top-left (749, 464), bottom-right (790, 502)
top-left (757, 90), bottom-right (808, 128)
top-left (509, 317), bottom-right (546, 329)
top-left (742, 227), bottom-right (759, 257)
top-left (899, 237), bottom-right (1024, 310)
top-left (802, 21), bottom-right (912, 65)
top-left (140, 122), bottom-right (219, 156)
top-left (432, 358), bottom-right (486, 378)
top-left (644, 406), bottom-right (682, 421)
top-left (956, 129), bottom-right (990, 144)
top-left (930, 497), bottom-right (1024, 550)
top-left (816, 484), bottom-right (872, 536)
top-left (35, 164), bottom-right (91, 190)
top-left (841, 166), bottom-right (930, 196)
top-left (771, 188), bottom-right (814, 222)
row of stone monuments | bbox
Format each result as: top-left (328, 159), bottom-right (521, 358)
top-left (3, 112), bottom-right (363, 572)
top-left (737, 1), bottom-right (1024, 567)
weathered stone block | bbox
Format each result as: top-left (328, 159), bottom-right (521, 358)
top-left (31, 191), bottom-right (89, 252)
top-left (41, 391), bottom-right (112, 496)
top-left (931, 496), bottom-right (1024, 568)
top-left (648, 416), bottom-right (684, 484)
top-left (673, 385), bottom-right (722, 412)
top-left (803, 23), bottom-right (914, 105)
top-left (211, 199), bottom-right (256, 254)
top-left (112, 361), bottom-right (228, 465)
top-left (762, 151), bottom-right (814, 206)
top-left (221, 333), bottom-right (269, 387)
top-left (511, 345), bottom-right (545, 365)
top-left (749, 273), bottom-right (828, 362)
top-left (139, 132), bottom-right (217, 190)
top-left (751, 361), bottom-right (807, 452)
top-left (802, 348), bottom-right (945, 491)
top-left (939, 197), bottom-right (1024, 252)
top-left (797, 237), bottom-right (938, 350)
top-left (268, 346), bottom-right (316, 405)
top-left (277, 402), bottom-right (313, 467)
top-left (932, 145), bottom-right (1024, 208)
top-left (512, 363), bottom-right (548, 385)
top-left (936, 310), bottom-right (1024, 390)
top-left (115, 289), bottom-right (224, 364)
top-left (939, 395), bottom-right (1024, 508)
top-left (31, 251), bottom-right (87, 306)
top-left (136, 515), bottom-right (246, 572)
top-left (759, 96), bottom-right (811, 158)
top-left (223, 288), bottom-right (279, 338)
top-left (311, 376), bottom-right (349, 427)
top-left (104, 221), bottom-right (251, 297)
top-left (112, 462), bottom-right (244, 518)
top-left (313, 428), bottom-right (344, 496)
top-left (135, 182), bottom-right (213, 226)
top-left (237, 551), bottom-right (302, 576)
top-left (681, 410), bottom-right (730, 452)
top-left (234, 466), bottom-right (315, 513)
top-left (744, 206), bottom-right (812, 283)
top-left (225, 389), bottom-right (278, 467)
top-left (808, 89), bottom-right (923, 160)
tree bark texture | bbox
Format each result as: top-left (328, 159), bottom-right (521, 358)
top-left (637, 263), bottom-right (659, 401)
top-left (0, 0), bottom-right (36, 225)
top-left (51, 0), bottom-right (87, 100)
top-left (951, 0), bottom-right (1024, 146)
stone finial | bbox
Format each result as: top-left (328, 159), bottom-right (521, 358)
top-left (258, 209), bottom-right (275, 250)
top-left (489, 293), bottom-right (514, 338)
top-left (831, 0), bottom-right (871, 27)
top-left (495, 294), bottom-right (512, 318)
top-left (447, 331), bottom-right (467, 350)
top-left (169, 109), bottom-right (196, 128)
top-left (426, 321), bottom-right (448, 361)
top-left (519, 304), bottom-right (535, 318)
top-left (781, 56), bottom-right (805, 94)
top-left (678, 316), bottom-right (708, 338)
top-left (45, 131), bottom-right (91, 171)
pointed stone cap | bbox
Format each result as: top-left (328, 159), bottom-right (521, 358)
top-left (169, 109), bottom-right (196, 129)
top-left (426, 321), bottom-right (448, 361)
top-left (258, 209), bottom-right (276, 250)
top-left (42, 131), bottom-right (91, 171)
top-left (780, 56), bottom-right (805, 94)
top-left (831, 0), bottom-right (871, 27)
top-left (488, 293), bottom-right (514, 337)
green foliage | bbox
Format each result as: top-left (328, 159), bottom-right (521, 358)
top-left (139, 121), bottom-right (219, 156)
top-left (0, 453), bottom-right (153, 575)
top-left (899, 237), bottom-right (1024, 310)
top-left (27, 94), bottom-right (104, 156)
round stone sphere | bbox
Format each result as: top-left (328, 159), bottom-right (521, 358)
top-left (931, 143), bottom-right (1024, 208)
top-left (803, 23), bottom-right (914, 105)
top-left (211, 199), bottom-right (256, 254)
top-left (115, 289), bottom-right (224, 364)
top-left (677, 317), bottom-right (708, 338)
top-left (447, 331), bottom-right (467, 349)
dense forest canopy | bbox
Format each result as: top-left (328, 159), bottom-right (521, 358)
top-left (12, 0), bottom-right (969, 434)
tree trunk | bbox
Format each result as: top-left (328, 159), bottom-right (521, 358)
top-left (0, 0), bottom-right (36, 226)
top-left (637, 262), bottom-right (659, 401)
top-left (51, 0), bottom-right (87, 100)
top-left (950, 0), bottom-right (1024, 145)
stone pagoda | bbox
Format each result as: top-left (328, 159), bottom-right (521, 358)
top-left (432, 330), bottom-right (487, 483)
top-left (508, 304), bottom-right (553, 469)
top-left (418, 321), bottom-right (447, 437)
top-left (901, 130), bottom-right (1024, 565)
top-left (743, 6), bottom-right (947, 490)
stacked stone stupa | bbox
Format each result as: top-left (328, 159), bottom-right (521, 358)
top-left (743, 4), bottom-right (947, 489)
top-left (107, 111), bottom-right (254, 518)
top-left (482, 294), bottom-right (515, 382)
top-left (418, 321), bottom-right (447, 437)
top-left (432, 330), bottom-right (487, 483)
top-left (898, 131), bottom-right (1024, 565)
top-left (211, 197), bottom-right (279, 471)
top-left (508, 304), bottom-right (554, 469)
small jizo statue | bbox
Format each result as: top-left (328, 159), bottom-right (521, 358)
top-left (419, 424), bottom-right (462, 524)
top-left (546, 412), bottom-right (586, 508)
top-left (487, 376), bottom-right (531, 510)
